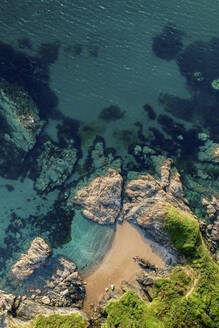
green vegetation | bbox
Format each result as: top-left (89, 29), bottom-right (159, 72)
top-left (102, 206), bottom-right (219, 328)
top-left (163, 206), bottom-right (201, 256)
top-left (11, 313), bottom-right (88, 328)
top-left (103, 291), bottom-right (164, 328)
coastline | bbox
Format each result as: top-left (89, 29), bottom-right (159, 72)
top-left (81, 220), bottom-right (164, 313)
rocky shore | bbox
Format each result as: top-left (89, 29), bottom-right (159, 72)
top-left (0, 79), bottom-right (218, 327)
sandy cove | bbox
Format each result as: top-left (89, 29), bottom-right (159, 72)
top-left (81, 220), bottom-right (164, 313)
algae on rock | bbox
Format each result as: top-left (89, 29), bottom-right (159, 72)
top-left (0, 79), bottom-right (44, 178)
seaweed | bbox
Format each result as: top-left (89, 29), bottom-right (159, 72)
top-left (99, 105), bottom-right (125, 122)
top-left (143, 104), bottom-right (157, 120)
top-left (152, 23), bottom-right (184, 61)
top-left (0, 40), bottom-right (60, 120)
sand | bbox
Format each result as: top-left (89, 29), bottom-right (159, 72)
top-left (81, 220), bottom-right (164, 312)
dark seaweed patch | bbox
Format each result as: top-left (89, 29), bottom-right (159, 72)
top-left (143, 104), bottom-right (157, 120)
top-left (87, 43), bottom-right (99, 57)
top-left (0, 40), bottom-right (60, 120)
top-left (64, 43), bottom-right (83, 56)
top-left (149, 127), bottom-right (175, 154)
top-left (5, 185), bottom-right (14, 192)
top-left (152, 23), bottom-right (184, 61)
top-left (176, 38), bottom-right (219, 92)
top-left (17, 38), bottom-right (33, 50)
top-left (37, 41), bottom-right (60, 65)
top-left (99, 105), bottom-right (125, 122)
top-left (57, 117), bottom-right (81, 150)
top-left (158, 93), bottom-right (197, 122)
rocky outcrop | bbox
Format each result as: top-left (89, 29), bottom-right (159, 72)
top-left (11, 237), bottom-right (51, 280)
top-left (68, 168), bottom-right (123, 224)
top-left (133, 257), bottom-right (157, 272)
top-left (0, 290), bottom-right (88, 327)
top-left (31, 257), bottom-right (85, 308)
top-left (122, 164), bottom-right (189, 245)
top-left (0, 290), bottom-right (15, 328)
top-left (159, 158), bottom-right (172, 189)
top-left (0, 79), bottom-right (44, 178)
top-left (202, 196), bottom-right (219, 253)
top-left (34, 140), bottom-right (78, 193)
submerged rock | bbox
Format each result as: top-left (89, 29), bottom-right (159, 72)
top-left (198, 139), bottom-right (219, 163)
top-left (34, 140), bottom-right (78, 193)
top-left (68, 168), bottom-right (123, 224)
top-left (33, 257), bottom-right (85, 308)
top-left (11, 237), bottom-right (51, 280)
top-left (0, 79), bottom-right (44, 178)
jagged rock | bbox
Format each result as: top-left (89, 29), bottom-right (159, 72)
top-left (136, 271), bottom-right (154, 287)
top-left (34, 140), bottom-right (78, 193)
top-left (122, 169), bottom-right (189, 245)
top-left (33, 257), bottom-right (85, 308)
top-left (167, 171), bottom-right (185, 200)
top-left (0, 290), bottom-right (16, 327)
top-left (133, 256), bottom-right (157, 272)
top-left (68, 168), bottom-right (123, 224)
top-left (202, 196), bottom-right (219, 252)
top-left (11, 237), bottom-right (51, 280)
top-left (0, 79), bottom-right (44, 178)
top-left (159, 158), bottom-right (172, 188)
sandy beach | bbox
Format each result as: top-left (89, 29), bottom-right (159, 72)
top-left (81, 221), bottom-right (164, 312)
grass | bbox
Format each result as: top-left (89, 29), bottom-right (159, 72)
top-left (102, 206), bottom-right (219, 328)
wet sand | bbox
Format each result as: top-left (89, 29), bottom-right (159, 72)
top-left (81, 221), bottom-right (164, 312)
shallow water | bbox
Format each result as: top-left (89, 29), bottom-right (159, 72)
top-left (0, 0), bottom-right (218, 292)
top-left (54, 210), bottom-right (115, 271)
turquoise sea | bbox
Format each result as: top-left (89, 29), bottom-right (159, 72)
top-left (0, 0), bottom-right (218, 293)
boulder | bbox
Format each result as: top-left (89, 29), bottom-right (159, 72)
top-left (133, 256), bottom-right (157, 272)
top-left (68, 168), bottom-right (123, 224)
top-left (33, 257), bottom-right (85, 308)
top-left (11, 237), bottom-right (51, 280)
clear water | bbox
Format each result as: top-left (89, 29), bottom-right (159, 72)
top-left (0, 0), bottom-right (218, 292)
top-left (54, 210), bottom-right (115, 271)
